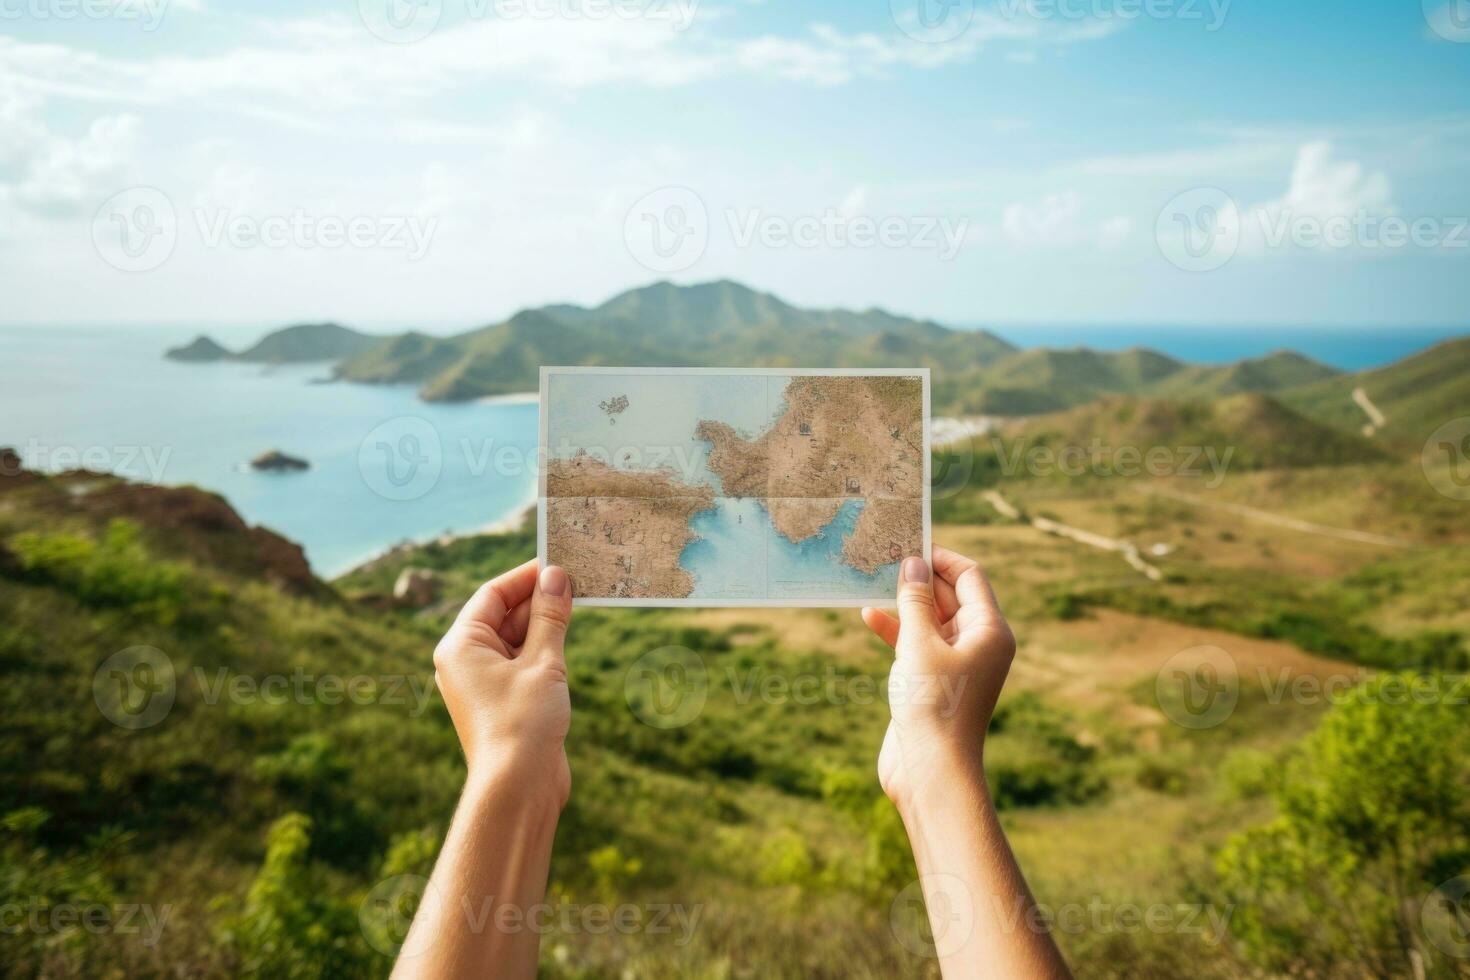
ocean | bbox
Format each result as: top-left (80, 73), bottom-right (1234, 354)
top-left (2, 323), bottom-right (1456, 577)
top-left (1, 326), bottom-right (538, 576)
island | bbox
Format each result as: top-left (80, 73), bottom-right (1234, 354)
top-left (250, 450), bottom-right (310, 472)
top-left (697, 375), bottom-right (925, 574)
top-left (545, 453), bottom-right (717, 599)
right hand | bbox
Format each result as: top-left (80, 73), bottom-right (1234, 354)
top-left (861, 546), bottom-right (1016, 811)
top-left (432, 560), bottom-right (575, 809)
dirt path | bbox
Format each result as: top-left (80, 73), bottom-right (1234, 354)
top-left (1141, 485), bottom-right (1415, 549)
top-left (1352, 386), bottom-right (1387, 437)
top-left (984, 490), bottom-right (1163, 581)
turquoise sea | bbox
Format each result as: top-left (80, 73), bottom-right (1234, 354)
top-left (0, 326), bottom-right (538, 575)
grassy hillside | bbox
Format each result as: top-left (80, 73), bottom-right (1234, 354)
top-left (1281, 335), bottom-right (1470, 443)
top-left (1004, 393), bottom-right (1389, 472)
top-left (4, 426), bottom-right (1467, 977)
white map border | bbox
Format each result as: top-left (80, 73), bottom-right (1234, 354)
top-left (538, 366), bottom-right (933, 608)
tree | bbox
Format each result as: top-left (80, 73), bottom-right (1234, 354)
top-left (1217, 673), bottom-right (1470, 978)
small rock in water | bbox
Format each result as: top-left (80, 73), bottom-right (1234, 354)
top-left (250, 450), bottom-right (310, 472)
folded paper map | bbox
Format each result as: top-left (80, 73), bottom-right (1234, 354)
top-left (538, 367), bottom-right (931, 607)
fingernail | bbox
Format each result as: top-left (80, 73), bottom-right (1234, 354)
top-left (902, 557), bottom-right (929, 584)
top-left (540, 565), bottom-right (569, 597)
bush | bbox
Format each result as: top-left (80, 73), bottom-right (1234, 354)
top-left (10, 520), bottom-right (189, 625)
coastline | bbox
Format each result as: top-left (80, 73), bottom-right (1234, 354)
top-left (329, 486), bottom-right (538, 580)
top-left (476, 391), bottom-right (538, 405)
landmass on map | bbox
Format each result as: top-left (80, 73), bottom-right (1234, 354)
top-left (696, 375), bottom-right (925, 574)
top-left (599, 394), bottom-right (629, 424)
top-left (545, 453), bottom-right (716, 599)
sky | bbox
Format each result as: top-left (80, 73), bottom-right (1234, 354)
top-left (1, 0), bottom-right (1467, 332)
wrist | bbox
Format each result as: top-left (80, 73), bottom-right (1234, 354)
top-left (466, 747), bottom-right (569, 817)
top-left (888, 741), bottom-right (988, 819)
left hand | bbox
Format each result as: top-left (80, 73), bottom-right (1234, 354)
top-left (432, 560), bottom-right (575, 808)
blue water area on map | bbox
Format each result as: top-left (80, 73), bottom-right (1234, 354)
top-left (680, 497), bottom-right (901, 603)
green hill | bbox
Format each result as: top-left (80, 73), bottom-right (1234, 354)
top-left (1281, 335), bottom-right (1470, 442)
top-left (1007, 393), bottom-right (1389, 471)
top-left (165, 323), bottom-right (381, 365)
top-left (942, 348), bottom-right (1337, 416)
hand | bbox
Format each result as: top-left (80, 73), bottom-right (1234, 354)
top-left (861, 547), bottom-right (1015, 811)
top-left (432, 560), bottom-right (574, 808)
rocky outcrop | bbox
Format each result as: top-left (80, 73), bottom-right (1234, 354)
top-left (250, 450), bottom-right (310, 472)
top-left (393, 568), bottom-right (440, 609)
top-left (165, 335), bottom-right (233, 362)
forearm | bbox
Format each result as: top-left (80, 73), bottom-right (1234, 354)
top-left (898, 752), bottom-right (1072, 980)
top-left (394, 764), bottom-right (562, 980)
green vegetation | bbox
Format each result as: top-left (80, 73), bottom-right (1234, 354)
top-left (166, 323), bottom-right (379, 364)
top-left (1283, 335), bottom-right (1470, 443)
top-left (11, 325), bottom-right (1470, 976)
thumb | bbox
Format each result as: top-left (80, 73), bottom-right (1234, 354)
top-left (522, 565), bottom-right (572, 661)
top-left (895, 556), bottom-right (941, 647)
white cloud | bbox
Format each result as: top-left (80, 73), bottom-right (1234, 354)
top-left (1241, 141), bottom-right (1395, 253)
top-left (1000, 190), bottom-right (1131, 248)
top-left (0, 107), bottom-right (140, 219)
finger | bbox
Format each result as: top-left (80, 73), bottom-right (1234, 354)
top-left (934, 546), bottom-right (1004, 623)
top-left (455, 559), bottom-right (538, 632)
top-left (896, 556), bottom-right (941, 646)
top-left (500, 598), bottom-right (533, 650)
top-left (521, 565), bottom-right (573, 663)
top-left (861, 607), bottom-right (900, 649)
top-left (934, 574), bottom-right (960, 625)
